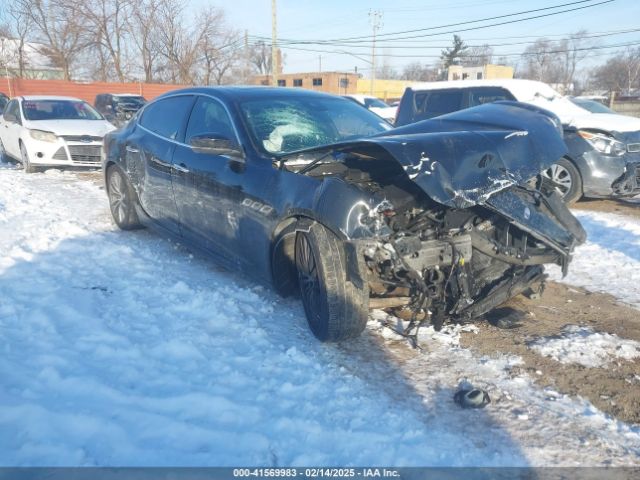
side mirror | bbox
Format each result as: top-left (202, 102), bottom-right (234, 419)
top-left (190, 134), bottom-right (245, 160)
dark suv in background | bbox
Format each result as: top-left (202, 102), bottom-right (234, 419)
top-left (0, 93), bottom-right (9, 114)
top-left (94, 93), bottom-right (146, 127)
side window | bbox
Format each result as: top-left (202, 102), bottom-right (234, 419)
top-left (413, 90), bottom-right (463, 120)
top-left (139, 95), bottom-right (194, 141)
top-left (467, 87), bottom-right (516, 107)
top-left (3, 100), bottom-right (21, 124)
top-left (185, 96), bottom-right (236, 143)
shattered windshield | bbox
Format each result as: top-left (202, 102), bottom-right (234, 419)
top-left (239, 96), bottom-right (391, 155)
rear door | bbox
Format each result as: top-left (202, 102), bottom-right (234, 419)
top-left (128, 94), bottom-right (195, 235)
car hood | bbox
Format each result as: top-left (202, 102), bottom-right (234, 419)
top-left (564, 113), bottom-right (640, 133)
top-left (24, 119), bottom-right (116, 137)
top-left (287, 101), bottom-right (567, 209)
top-left (369, 106), bottom-right (397, 120)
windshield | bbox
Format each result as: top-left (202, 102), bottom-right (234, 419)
top-left (113, 96), bottom-right (146, 108)
top-left (364, 97), bottom-right (390, 109)
top-left (239, 96), bottom-right (392, 155)
top-left (570, 98), bottom-right (615, 114)
top-left (22, 100), bottom-right (103, 121)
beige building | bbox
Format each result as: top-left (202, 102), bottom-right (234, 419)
top-left (447, 64), bottom-right (514, 82)
top-left (356, 79), bottom-right (415, 102)
top-left (251, 72), bottom-right (359, 94)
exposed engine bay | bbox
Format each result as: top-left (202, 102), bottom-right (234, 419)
top-left (285, 147), bottom-right (586, 339)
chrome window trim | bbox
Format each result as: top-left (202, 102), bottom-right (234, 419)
top-left (136, 92), bottom-right (242, 148)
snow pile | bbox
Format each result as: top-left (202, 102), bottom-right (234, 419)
top-left (529, 325), bottom-right (640, 368)
top-left (1, 169), bottom-right (639, 466)
top-left (547, 210), bottom-right (640, 308)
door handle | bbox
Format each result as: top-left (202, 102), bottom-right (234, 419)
top-left (125, 145), bottom-right (139, 153)
top-left (173, 163), bottom-right (189, 173)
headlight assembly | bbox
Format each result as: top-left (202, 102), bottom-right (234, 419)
top-left (578, 130), bottom-right (626, 156)
top-left (29, 129), bottom-right (58, 143)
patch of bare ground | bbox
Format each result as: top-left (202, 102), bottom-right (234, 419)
top-left (573, 197), bottom-right (640, 218)
top-left (460, 281), bottom-right (640, 424)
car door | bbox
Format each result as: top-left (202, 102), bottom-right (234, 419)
top-left (171, 94), bottom-right (248, 266)
top-left (129, 94), bottom-right (195, 235)
top-left (1, 100), bottom-right (23, 158)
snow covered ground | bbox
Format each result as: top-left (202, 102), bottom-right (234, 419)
top-left (1, 164), bottom-right (639, 466)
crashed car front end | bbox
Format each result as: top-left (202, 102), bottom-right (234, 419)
top-left (284, 102), bottom-right (586, 332)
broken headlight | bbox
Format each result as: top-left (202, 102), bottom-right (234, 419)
top-left (578, 130), bottom-right (626, 156)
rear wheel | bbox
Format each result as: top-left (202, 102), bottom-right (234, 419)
top-left (20, 143), bottom-right (36, 173)
top-left (295, 223), bottom-right (369, 342)
top-left (541, 158), bottom-right (582, 203)
top-left (106, 165), bottom-right (142, 230)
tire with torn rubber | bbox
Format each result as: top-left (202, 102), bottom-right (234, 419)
top-left (542, 157), bottom-right (582, 204)
top-left (20, 142), bottom-right (36, 173)
top-left (106, 165), bottom-right (143, 230)
top-left (295, 222), bottom-right (369, 342)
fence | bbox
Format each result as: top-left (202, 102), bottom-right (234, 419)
top-left (1, 78), bottom-right (188, 103)
top-left (612, 101), bottom-right (640, 118)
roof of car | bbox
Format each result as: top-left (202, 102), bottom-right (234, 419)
top-left (20, 95), bottom-right (84, 102)
top-left (110, 93), bottom-right (143, 97)
top-left (156, 86), bottom-right (344, 102)
top-left (407, 79), bottom-right (559, 102)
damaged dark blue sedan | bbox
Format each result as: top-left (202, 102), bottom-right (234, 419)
top-left (102, 87), bottom-right (585, 342)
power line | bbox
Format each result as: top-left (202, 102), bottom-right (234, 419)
top-left (259, 0), bottom-right (611, 45)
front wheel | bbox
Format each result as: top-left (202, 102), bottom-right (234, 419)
top-left (20, 143), bottom-right (36, 173)
top-left (541, 158), bottom-right (582, 204)
top-left (106, 165), bottom-right (142, 230)
top-left (295, 223), bottom-right (369, 342)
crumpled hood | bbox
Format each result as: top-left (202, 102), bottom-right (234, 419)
top-left (289, 102), bottom-right (568, 209)
top-left (24, 119), bottom-right (116, 137)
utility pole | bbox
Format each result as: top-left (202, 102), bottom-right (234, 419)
top-left (271, 0), bottom-right (278, 86)
top-left (369, 9), bottom-right (382, 96)
top-left (244, 29), bottom-right (250, 84)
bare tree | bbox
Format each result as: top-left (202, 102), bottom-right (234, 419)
top-left (592, 47), bottom-right (640, 95)
top-left (129, 0), bottom-right (163, 82)
top-left (249, 40), bottom-right (272, 75)
top-left (520, 38), bottom-right (561, 83)
top-left (15, 0), bottom-right (89, 80)
top-left (68, 0), bottom-right (133, 82)
top-left (195, 7), bottom-right (240, 85)
top-left (463, 44), bottom-right (493, 67)
top-left (400, 61), bottom-right (438, 81)
top-left (556, 30), bottom-right (593, 93)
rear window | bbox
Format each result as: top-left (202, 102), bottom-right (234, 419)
top-left (139, 95), bottom-right (194, 141)
top-left (468, 87), bottom-right (516, 107)
top-left (413, 90), bottom-right (463, 120)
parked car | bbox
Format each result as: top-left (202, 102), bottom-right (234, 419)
top-left (94, 93), bottom-right (147, 127)
top-left (569, 97), bottom-right (616, 114)
top-left (0, 95), bottom-right (116, 172)
top-left (344, 94), bottom-right (397, 123)
top-left (396, 79), bottom-right (640, 203)
top-left (103, 87), bottom-right (584, 342)
top-left (0, 93), bottom-right (9, 114)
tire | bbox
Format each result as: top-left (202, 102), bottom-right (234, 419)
top-left (106, 165), bottom-right (142, 230)
top-left (20, 142), bottom-right (36, 173)
top-left (541, 157), bottom-right (582, 204)
top-left (295, 222), bottom-right (369, 342)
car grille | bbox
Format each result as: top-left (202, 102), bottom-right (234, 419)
top-left (62, 135), bottom-right (103, 143)
top-left (68, 145), bottom-right (101, 163)
top-left (636, 165), bottom-right (640, 185)
top-left (52, 147), bottom-right (69, 160)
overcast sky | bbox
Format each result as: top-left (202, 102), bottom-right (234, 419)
top-left (198, 0), bottom-right (640, 75)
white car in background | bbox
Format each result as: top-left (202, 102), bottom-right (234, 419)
top-left (0, 95), bottom-right (115, 173)
top-left (344, 94), bottom-right (397, 123)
